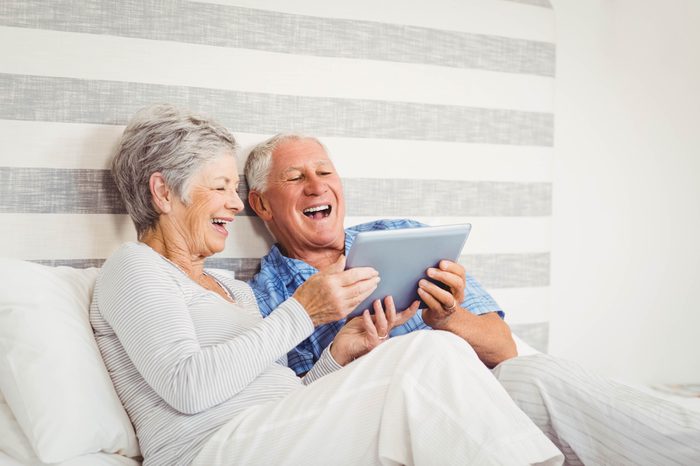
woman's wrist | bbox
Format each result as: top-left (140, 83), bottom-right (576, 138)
top-left (329, 341), bottom-right (352, 366)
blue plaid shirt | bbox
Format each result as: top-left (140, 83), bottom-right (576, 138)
top-left (249, 219), bottom-right (503, 375)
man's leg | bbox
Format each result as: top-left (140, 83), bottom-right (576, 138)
top-left (493, 353), bottom-right (700, 465)
top-left (194, 331), bottom-right (563, 466)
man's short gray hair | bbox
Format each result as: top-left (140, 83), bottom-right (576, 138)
top-left (244, 133), bottom-right (328, 193)
top-left (112, 103), bottom-right (238, 238)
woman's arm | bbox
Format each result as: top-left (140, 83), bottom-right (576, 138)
top-left (96, 245), bottom-right (315, 414)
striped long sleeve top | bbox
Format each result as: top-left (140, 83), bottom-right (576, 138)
top-left (90, 242), bottom-right (341, 466)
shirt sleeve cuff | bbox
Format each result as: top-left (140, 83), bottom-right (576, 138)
top-left (302, 344), bottom-right (343, 385)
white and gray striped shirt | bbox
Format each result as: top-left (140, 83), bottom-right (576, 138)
top-left (90, 242), bottom-right (340, 466)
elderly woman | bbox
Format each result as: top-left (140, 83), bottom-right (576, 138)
top-left (90, 104), bottom-right (562, 466)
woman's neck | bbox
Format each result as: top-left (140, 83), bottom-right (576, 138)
top-left (141, 225), bottom-right (205, 279)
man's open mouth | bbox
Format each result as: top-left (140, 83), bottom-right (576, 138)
top-left (303, 205), bottom-right (332, 219)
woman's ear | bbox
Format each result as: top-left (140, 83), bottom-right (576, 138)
top-left (149, 172), bottom-right (172, 214)
top-left (248, 190), bottom-right (272, 221)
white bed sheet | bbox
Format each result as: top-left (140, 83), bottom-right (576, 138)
top-left (0, 451), bottom-right (140, 466)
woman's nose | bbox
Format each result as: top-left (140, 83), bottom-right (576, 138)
top-left (228, 190), bottom-right (245, 213)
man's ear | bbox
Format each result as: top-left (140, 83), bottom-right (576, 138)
top-left (248, 190), bottom-right (272, 221)
top-left (149, 172), bottom-right (173, 214)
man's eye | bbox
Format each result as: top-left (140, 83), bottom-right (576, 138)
top-left (287, 176), bottom-right (302, 182)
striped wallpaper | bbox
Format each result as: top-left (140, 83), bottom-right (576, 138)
top-left (0, 0), bottom-right (555, 351)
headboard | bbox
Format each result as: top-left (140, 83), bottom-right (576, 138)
top-left (0, 0), bottom-right (555, 350)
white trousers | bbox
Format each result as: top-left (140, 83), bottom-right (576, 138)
top-left (193, 331), bottom-right (563, 466)
top-left (493, 354), bottom-right (700, 466)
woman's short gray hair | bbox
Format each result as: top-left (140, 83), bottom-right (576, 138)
top-left (244, 133), bottom-right (327, 193)
top-left (112, 103), bottom-right (238, 238)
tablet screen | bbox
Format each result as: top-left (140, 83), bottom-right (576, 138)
top-left (344, 223), bottom-right (471, 318)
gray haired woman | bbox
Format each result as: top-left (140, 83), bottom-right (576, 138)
top-left (90, 104), bottom-right (563, 466)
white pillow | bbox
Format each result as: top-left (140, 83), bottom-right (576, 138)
top-left (0, 259), bottom-right (140, 463)
top-left (0, 390), bottom-right (38, 464)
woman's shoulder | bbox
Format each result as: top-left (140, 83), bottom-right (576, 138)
top-left (102, 242), bottom-right (160, 270)
top-left (99, 242), bottom-right (177, 286)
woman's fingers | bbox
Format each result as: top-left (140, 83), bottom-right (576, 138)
top-left (372, 299), bottom-right (389, 337)
top-left (394, 300), bottom-right (420, 326)
top-left (361, 309), bottom-right (379, 341)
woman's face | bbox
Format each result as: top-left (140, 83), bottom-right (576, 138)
top-left (170, 153), bottom-right (244, 258)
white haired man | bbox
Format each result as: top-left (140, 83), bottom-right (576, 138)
top-left (245, 133), bottom-right (700, 466)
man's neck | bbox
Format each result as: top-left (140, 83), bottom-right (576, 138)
top-left (281, 245), bottom-right (344, 271)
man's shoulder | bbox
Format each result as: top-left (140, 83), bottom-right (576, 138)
top-left (347, 218), bottom-right (426, 233)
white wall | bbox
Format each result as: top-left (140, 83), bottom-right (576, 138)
top-left (549, 0), bottom-right (700, 384)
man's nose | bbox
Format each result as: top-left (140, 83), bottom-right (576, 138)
top-left (304, 174), bottom-right (327, 195)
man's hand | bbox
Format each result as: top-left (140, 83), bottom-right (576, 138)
top-left (417, 260), bottom-right (466, 329)
top-left (292, 255), bottom-right (380, 326)
top-left (330, 296), bottom-right (419, 366)
top-left (417, 259), bottom-right (517, 367)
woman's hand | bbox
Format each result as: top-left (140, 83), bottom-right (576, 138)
top-left (330, 296), bottom-right (419, 366)
top-left (417, 260), bottom-right (466, 329)
top-left (293, 255), bottom-right (380, 326)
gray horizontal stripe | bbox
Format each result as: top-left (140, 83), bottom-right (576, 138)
top-left (31, 257), bottom-right (261, 280)
top-left (32, 258), bottom-right (105, 269)
top-left (0, 167), bottom-right (125, 214)
top-left (0, 0), bottom-right (555, 76)
top-left (0, 74), bottom-right (554, 146)
top-left (31, 254), bottom-right (547, 288)
top-left (459, 252), bottom-right (550, 288)
top-left (509, 322), bottom-right (549, 353)
top-left (0, 166), bottom-right (252, 215)
top-left (0, 168), bottom-right (551, 217)
top-left (345, 178), bottom-right (551, 217)
top-left (204, 258), bottom-right (263, 282)
top-left (504, 0), bottom-right (553, 8)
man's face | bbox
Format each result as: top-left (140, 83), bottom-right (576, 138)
top-left (254, 138), bottom-right (346, 257)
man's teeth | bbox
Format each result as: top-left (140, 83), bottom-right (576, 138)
top-left (211, 219), bottom-right (228, 224)
top-left (303, 205), bottom-right (330, 214)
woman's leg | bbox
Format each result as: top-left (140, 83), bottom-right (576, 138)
top-left (193, 331), bottom-right (562, 466)
top-left (493, 353), bottom-right (700, 465)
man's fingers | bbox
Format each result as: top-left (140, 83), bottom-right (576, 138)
top-left (426, 268), bottom-right (464, 295)
top-left (418, 278), bottom-right (454, 306)
top-left (439, 260), bottom-right (466, 279)
top-left (417, 287), bottom-right (441, 311)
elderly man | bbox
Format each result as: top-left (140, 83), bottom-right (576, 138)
top-left (244, 133), bottom-right (700, 466)
top-left (246, 133), bottom-right (515, 373)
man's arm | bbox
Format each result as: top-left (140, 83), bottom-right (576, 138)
top-left (438, 310), bottom-right (516, 368)
top-left (417, 260), bottom-right (517, 368)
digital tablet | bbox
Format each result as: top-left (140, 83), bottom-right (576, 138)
top-left (344, 223), bottom-right (471, 318)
